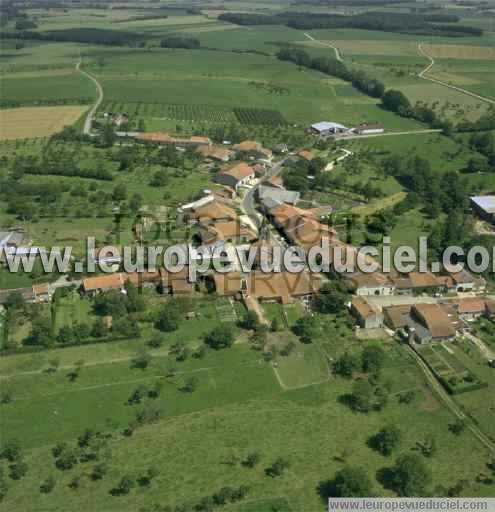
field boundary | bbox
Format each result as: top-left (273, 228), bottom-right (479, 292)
top-left (417, 43), bottom-right (495, 106)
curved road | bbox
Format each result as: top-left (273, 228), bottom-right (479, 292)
top-left (417, 43), bottom-right (495, 106)
top-left (304, 32), bottom-right (342, 62)
top-left (406, 344), bottom-right (495, 453)
top-left (76, 56), bottom-right (104, 135)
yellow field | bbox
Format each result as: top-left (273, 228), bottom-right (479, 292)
top-left (423, 44), bottom-right (495, 60)
top-left (0, 106), bottom-right (86, 140)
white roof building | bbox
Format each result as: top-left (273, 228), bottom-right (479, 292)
top-left (310, 121), bottom-right (348, 134)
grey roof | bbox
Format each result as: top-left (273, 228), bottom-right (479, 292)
top-left (311, 121), bottom-right (348, 132)
top-left (258, 186), bottom-right (300, 205)
top-left (471, 196), bottom-right (495, 214)
top-left (260, 197), bottom-right (283, 211)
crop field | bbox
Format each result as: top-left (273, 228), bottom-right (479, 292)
top-left (0, 106), bottom-right (87, 140)
top-left (415, 343), bottom-right (486, 395)
top-left (101, 100), bottom-right (287, 126)
top-left (422, 44), bottom-right (495, 60)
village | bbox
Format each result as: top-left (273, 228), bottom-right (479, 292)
top-left (1, 122), bottom-right (494, 361)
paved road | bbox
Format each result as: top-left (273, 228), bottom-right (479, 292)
top-left (406, 344), bottom-right (495, 453)
top-left (417, 43), bottom-right (495, 106)
top-left (241, 157), bottom-right (289, 229)
top-left (336, 128), bottom-right (442, 141)
top-left (304, 32), bottom-right (343, 62)
top-left (76, 56), bottom-right (104, 135)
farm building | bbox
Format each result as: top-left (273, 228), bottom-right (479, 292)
top-left (453, 297), bottom-right (489, 321)
top-left (159, 267), bottom-right (194, 295)
top-left (214, 162), bottom-right (256, 190)
top-left (408, 303), bottom-right (457, 344)
top-left (310, 121), bottom-right (348, 135)
top-left (136, 132), bottom-right (211, 148)
top-left (32, 283), bottom-right (52, 303)
top-left (354, 123), bottom-right (384, 135)
top-left (351, 297), bottom-right (383, 329)
top-left (471, 195), bottom-right (495, 224)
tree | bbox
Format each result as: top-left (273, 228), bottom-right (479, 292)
top-left (204, 325), bottom-right (234, 350)
top-left (91, 463), bottom-right (108, 481)
top-left (314, 281), bottom-right (348, 314)
top-left (368, 425), bottom-right (402, 456)
top-left (131, 349), bottom-right (152, 370)
top-left (110, 474), bottom-right (135, 496)
top-left (9, 460), bottom-right (28, 480)
top-left (1, 439), bottom-right (21, 462)
top-left (155, 303), bottom-right (180, 332)
top-left (40, 476), bottom-right (56, 494)
top-left (0, 467), bottom-right (8, 502)
top-left (362, 345), bottom-right (386, 374)
top-left (181, 377), bottom-right (198, 393)
top-left (390, 454), bottom-right (432, 496)
top-left (240, 310), bottom-right (259, 330)
top-left (55, 449), bottom-right (78, 471)
top-left (382, 89), bottom-right (411, 114)
top-left (266, 457), bottom-right (290, 477)
top-left (100, 123), bottom-right (116, 148)
top-left (4, 291), bottom-right (25, 311)
top-left (112, 183), bottom-right (127, 202)
top-left (243, 452), bottom-right (261, 468)
top-left (348, 379), bottom-right (389, 413)
top-left (292, 315), bottom-right (318, 343)
top-left (334, 352), bottom-right (360, 378)
top-left (330, 467), bottom-right (373, 497)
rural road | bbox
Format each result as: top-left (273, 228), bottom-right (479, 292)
top-left (304, 32), bottom-right (343, 62)
top-left (405, 344), bottom-right (495, 453)
top-left (336, 128), bottom-right (441, 140)
top-left (417, 43), bottom-right (495, 106)
top-left (76, 56), bottom-right (104, 135)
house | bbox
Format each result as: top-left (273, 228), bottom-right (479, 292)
top-left (348, 272), bottom-right (395, 296)
top-left (159, 267), bottom-right (194, 295)
top-left (258, 186), bottom-right (300, 207)
top-left (82, 273), bottom-right (124, 295)
top-left (264, 175), bottom-right (284, 189)
top-left (409, 303), bottom-right (457, 344)
top-left (120, 271), bottom-right (161, 289)
top-left (186, 200), bottom-right (237, 225)
top-left (297, 149), bottom-right (315, 161)
top-left (214, 162), bottom-right (255, 190)
top-left (232, 140), bottom-right (272, 160)
top-left (447, 269), bottom-right (476, 292)
top-left (213, 271), bottom-right (246, 297)
top-left (310, 121), bottom-right (348, 135)
top-left (471, 195), bottom-right (495, 224)
top-left (199, 221), bottom-right (257, 246)
top-left (196, 145), bottom-right (235, 162)
top-left (32, 283), bottom-right (51, 303)
top-left (391, 272), bottom-right (441, 295)
top-left (247, 270), bottom-right (321, 304)
top-left (269, 204), bottom-right (336, 247)
top-left (453, 297), bottom-right (489, 321)
top-left (351, 297), bottom-right (384, 329)
top-left (354, 123), bottom-right (384, 135)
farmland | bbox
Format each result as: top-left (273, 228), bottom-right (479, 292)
top-left (0, 106), bottom-right (87, 140)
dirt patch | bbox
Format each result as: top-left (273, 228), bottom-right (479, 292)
top-left (419, 386), bottom-right (441, 412)
top-left (0, 106), bottom-right (86, 140)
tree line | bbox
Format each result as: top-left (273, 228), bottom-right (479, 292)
top-left (219, 11), bottom-right (482, 37)
top-left (159, 36), bottom-right (200, 49)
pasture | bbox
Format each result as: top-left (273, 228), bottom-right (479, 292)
top-left (0, 106), bottom-right (87, 140)
top-left (2, 338), bottom-right (494, 511)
